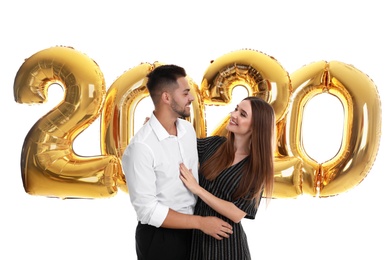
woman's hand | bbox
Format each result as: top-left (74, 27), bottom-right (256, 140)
top-left (180, 164), bottom-right (247, 223)
top-left (179, 163), bottom-right (201, 195)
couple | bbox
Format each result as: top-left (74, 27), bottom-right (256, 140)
top-left (122, 64), bottom-right (275, 260)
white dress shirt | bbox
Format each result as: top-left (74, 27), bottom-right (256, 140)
top-left (122, 113), bottom-right (198, 227)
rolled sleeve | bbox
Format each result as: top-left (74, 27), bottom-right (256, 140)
top-left (122, 141), bottom-right (169, 227)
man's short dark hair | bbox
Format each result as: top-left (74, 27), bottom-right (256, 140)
top-left (146, 64), bottom-right (187, 103)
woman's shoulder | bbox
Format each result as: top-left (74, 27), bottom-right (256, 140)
top-left (197, 135), bottom-right (226, 146)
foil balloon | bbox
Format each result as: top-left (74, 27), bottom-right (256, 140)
top-left (279, 61), bottom-right (381, 197)
top-left (101, 62), bottom-right (205, 193)
top-left (14, 47), bottom-right (381, 199)
top-left (14, 46), bottom-right (120, 199)
top-left (201, 49), bottom-right (291, 124)
top-left (272, 157), bottom-right (304, 198)
top-left (200, 49), bottom-right (305, 198)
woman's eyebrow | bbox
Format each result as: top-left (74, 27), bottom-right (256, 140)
top-left (237, 105), bottom-right (248, 116)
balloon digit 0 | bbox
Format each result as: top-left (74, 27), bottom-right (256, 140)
top-left (101, 62), bottom-right (205, 193)
top-left (281, 61), bottom-right (382, 197)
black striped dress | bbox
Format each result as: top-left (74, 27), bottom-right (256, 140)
top-left (190, 136), bottom-right (260, 260)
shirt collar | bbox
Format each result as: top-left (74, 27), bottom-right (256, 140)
top-left (149, 113), bottom-right (187, 141)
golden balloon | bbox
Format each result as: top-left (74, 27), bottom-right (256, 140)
top-left (279, 61), bottom-right (382, 197)
top-left (101, 62), bottom-right (205, 193)
top-left (199, 49), bottom-right (305, 198)
top-left (200, 48), bottom-right (292, 125)
top-left (14, 47), bottom-right (381, 199)
top-left (14, 46), bottom-right (120, 199)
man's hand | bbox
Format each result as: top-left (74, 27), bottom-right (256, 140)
top-left (199, 216), bottom-right (233, 240)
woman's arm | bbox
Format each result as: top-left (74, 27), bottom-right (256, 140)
top-left (179, 163), bottom-right (246, 223)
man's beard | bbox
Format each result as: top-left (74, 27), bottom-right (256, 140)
top-left (171, 99), bottom-right (190, 118)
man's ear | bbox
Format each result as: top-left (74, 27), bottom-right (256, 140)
top-left (161, 91), bottom-right (170, 104)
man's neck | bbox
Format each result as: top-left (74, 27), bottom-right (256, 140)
top-left (154, 110), bottom-right (177, 136)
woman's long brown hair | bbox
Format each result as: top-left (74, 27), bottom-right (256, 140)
top-left (201, 96), bottom-right (275, 207)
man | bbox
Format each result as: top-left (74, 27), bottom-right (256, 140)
top-left (122, 64), bottom-right (232, 260)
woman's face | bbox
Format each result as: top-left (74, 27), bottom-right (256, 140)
top-left (226, 99), bottom-right (253, 137)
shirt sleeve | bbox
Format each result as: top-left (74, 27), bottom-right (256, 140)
top-left (122, 141), bottom-right (169, 227)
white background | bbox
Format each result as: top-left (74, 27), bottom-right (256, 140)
top-left (1, 1), bottom-right (389, 259)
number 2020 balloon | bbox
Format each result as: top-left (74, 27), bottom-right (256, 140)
top-left (14, 46), bottom-right (381, 199)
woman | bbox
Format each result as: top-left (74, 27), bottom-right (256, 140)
top-left (179, 96), bottom-right (275, 260)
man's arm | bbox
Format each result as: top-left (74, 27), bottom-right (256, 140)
top-left (161, 209), bottom-right (233, 240)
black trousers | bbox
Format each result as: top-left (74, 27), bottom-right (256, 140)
top-left (135, 222), bottom-right (192, 260)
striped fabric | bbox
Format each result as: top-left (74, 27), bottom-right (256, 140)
top-left (190, 136), bottom-right (259, 260)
